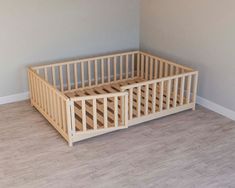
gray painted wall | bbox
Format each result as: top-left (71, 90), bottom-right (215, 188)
top-left (0, 0), bottom-right (139, 97)
top-left (140, 0), bottom-right (235, 111)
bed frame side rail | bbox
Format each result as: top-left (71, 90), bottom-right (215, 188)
top-left (28, 68), bottom-right (73, 145)
top-left (138, 51), bottom-right (194, 81)
top-left (121, 71), bottom-right (198, 126)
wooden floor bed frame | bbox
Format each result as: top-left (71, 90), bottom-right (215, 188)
top-left (28, 51), bottom-right (198, 146)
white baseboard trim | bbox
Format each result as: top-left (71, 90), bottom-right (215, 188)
top-left (0, 92), bottom-right (29, 105)
top-left (196, 96), bottom-right (235, 121)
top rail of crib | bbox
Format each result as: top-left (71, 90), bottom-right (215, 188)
top-left (30, 51), bottom-right (193, 72)
top-left (30, 51), bottom-right (140, 70)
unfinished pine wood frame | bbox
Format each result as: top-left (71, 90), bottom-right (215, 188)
top-left (28, 51), bottom-right (198, 146)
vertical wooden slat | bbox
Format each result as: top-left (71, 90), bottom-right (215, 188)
top-left (159, 61), bottom-right (163, 78)
top-left (114, 96), bottom-right (118, 128)
top-left (65, 100), bottom-right (73, 146)
top-left (149, 57), bottom-right (153, 80)
top-left (141, 54), bottom-right (144, 78)
top-left (132, 54), bottom-right (135, 78)
top-left (124, 94), bottom-right (128, 127)
top-left (38, 77), bottom-right (42, 106)
top-left (57, 96), bottom-right (62, 128)
top-left (59, 65), bottom-right (64, 92)
top-left (36, 78), bottom-right (40, 106)
top-left (50, 88), bottom-right (54, 119)
top-left (166, 79), bottom-right (172, 109)
top-left (126, 55), bottom-right (129, 79)
top-left (54, 92), bottom-right (60, 126)
top-left (42, 83), bottom-right (46, 111)
top-left (82, 100), bottom-right (87, 131)
top-left (44, 84), bottom-right (48, 112)
top-left (61, 99), bottom-right (66, 132)
top-left (70, 101), bottom-right (76, 134)
top-left (44, 68), bottom-right (48, 81)
top-left (53, 91), bottom-right (58, 125)
top-left (186, 75), bottom-right (192, 104)
top-left (45, 85), bottom-right (50, 116)
top-left (121, 95), bottom-right (125, 124)
top-left (52, 66), bottom-right (56, 88)
top-left (180, 76), bottom-right (185, 105)
top-left (34, 76), bottom-right (39, 105)
top-left (101, 59), bottom-right (104, 84)
top-left (49, 89), bottom-right (54, 119)
top-left (137, 53), bottom-right (140, 77)
top-left (39, 78), bottom-right (43, 108)
top-left (159, 81), bottom-right (164, 111)
top-left (74, 63), bottom-right (78, 89)
top-left (67, 64), bottom-right (71, 90)
top-left (173, 78), bottom-right (179, 107)
top-left (42, 82), bottom-right (46, 111)
top-left (129, 88), bottom-right (133, 120)
top-left (145, 56), bottom-right (149, 80)
top-left (39, 81), bottom-right (43, 109)
top-left (38, 79), bottom-right (43, 109)
top-left (94, 60), bottom-right (98, 85)
top-left (137, 86), bottom-right (141, 117)
top-left (103, 97), bottom-right (108, 128)
top-left (152, 82), bottom-right (156, 113)
top-left (114, 57), bottom-right (117, 82)
top-left (88, 61), bottom-right (91, 86)
top-left (154, 59), bottom-right (158, 79)
top-left (93, 99), bottom-right (97, 130)
top-left (145, 84), bottom-right (149, 115)
top-left (81, 61), bottom-right (85, 88)
top-left (192, 73), bottom-right (198, 106)
top-left (108, 58), bottom-right (111, 82)
top-left (120, 56), bottom-right (123, 80)
top-left (33, 74), bottom-right (37, 104)
top-left (31, 72), bottom-right (35, 103)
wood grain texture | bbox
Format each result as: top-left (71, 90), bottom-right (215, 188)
top-left (29, 51), bottom-right (198, 145)
top-left (1, 100), bottom-right (235, 188)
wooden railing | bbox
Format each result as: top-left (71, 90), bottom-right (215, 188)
top-left (120, 71), bottom-right (198, 122)
top-left (32, 51), bottom-right (139, 93)
top-left (28, 68), bottom-right (73, 145)
top-left (138, 52), bottom-right (193, 80)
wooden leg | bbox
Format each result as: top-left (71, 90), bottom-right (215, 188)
top-left (69, 141), bottom-right (73, 147)
top-left (30, 100), bottom-right (34, 107)
top-left (192, 104), bottom-right (196, 111)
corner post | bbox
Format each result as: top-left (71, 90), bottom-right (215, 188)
top-left (192, 72), bottom-right (199, 111)
top-left (66, 100), bottom-right (75, 147)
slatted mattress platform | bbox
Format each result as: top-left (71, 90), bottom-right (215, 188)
top-left (65, 78), bottom-right (187, 132)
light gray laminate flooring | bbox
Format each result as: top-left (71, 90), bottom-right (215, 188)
top-left (1, 100), bottom-right (235, 188)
